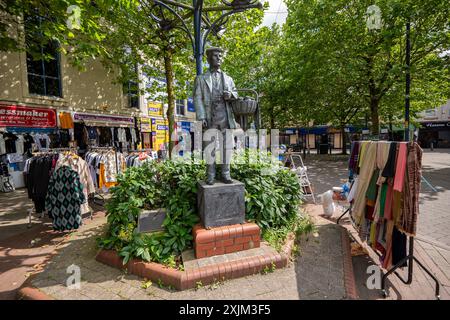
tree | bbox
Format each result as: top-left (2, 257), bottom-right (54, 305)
top-left (270, 0), bottom-right (450, 135)
top-left (1, 0), bottom-right (266, 155)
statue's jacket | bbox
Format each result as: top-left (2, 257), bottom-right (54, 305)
top-left (193, 70), bottom-right (239, 129)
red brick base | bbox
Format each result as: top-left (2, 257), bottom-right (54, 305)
top-left (193, 223), bottom-right (261, 259)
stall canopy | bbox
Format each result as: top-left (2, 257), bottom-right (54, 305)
top-left (73, 112), bottom-right (134, 127)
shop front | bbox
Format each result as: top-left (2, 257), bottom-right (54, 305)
top-left (418, 121), bottom-right (450, 148)
top-left (0, 103), bottom-right (61, 188)
top-left (140, 117), bottom-right (152, 149)
top-left (176, 121), bottom-right (195, 155)
top-left (72, 112), bottom-right (138, 153)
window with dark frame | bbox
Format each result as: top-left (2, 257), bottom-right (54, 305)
top-left (176, 99), bottom-right (185, 116)
top-left (25, 15), bottom-right (62, 97)
top-left (125, 80), bottom-right (140, 109)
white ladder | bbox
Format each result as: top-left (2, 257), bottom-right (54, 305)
top-left (285, 152), bottom-right (316, 204)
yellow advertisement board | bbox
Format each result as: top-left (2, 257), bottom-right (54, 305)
top-left (148, 101), bottom-right (163, 117)
top-left (152, 118), bottom-right (169, 151)
top-left (140, 117), bottom-right (152, 133)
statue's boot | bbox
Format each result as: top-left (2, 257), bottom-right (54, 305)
top-left (206, 164), bottom-right (215, 185)
top-left (221, 164), bottom-right (233, 184)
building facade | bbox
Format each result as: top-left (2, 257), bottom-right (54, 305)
top-left (416, 100), bottom-right (450, 148)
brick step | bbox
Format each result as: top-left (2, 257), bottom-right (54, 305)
top-left (193, 223), bottom-right (261, 259)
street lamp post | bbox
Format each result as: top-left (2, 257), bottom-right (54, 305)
top-left (405, 19), bottom-right (411, 142)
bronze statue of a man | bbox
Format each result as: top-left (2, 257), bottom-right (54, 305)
top-left (193, 47), bottom-right (238, 185)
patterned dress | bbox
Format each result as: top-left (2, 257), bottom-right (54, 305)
top-left (45, 166), bottom-right (86, 231)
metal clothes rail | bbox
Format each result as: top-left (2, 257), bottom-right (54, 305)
top-left (338, 142), bottom-right (440, 300)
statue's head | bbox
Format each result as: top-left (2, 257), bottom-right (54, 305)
top-left (205, 47), bottom-right (224, 69)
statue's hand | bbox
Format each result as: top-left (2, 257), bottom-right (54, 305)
top-left (202, 119), bottom-right (208, 129)
top-left (223, 90), bottom-right (232, 100)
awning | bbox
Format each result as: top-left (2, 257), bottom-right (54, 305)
top-left (299, 126), bottom-right (328, 135)
top-left (73, 112), bottom-right (134, 127)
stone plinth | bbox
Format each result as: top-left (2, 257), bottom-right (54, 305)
top-left (193, 223), bottom-right (260, 259)
top-left (197, 180), bottom-right (245, 228)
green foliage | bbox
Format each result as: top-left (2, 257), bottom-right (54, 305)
top-left (231, 151), bottom-right (303, 230)
top-left (98, 159), bottom-right (205, 265)
top-left (262, 214), bottom-right (315, 252)
top-left (98, 150), bottom-right (303, 265)
top-left (261, 0), bottom-right (450, 133)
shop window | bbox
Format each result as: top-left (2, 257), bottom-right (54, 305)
top-left (25, 15), bottom-right (62, 97)
top-left (176, 99), bottom-right (185, 116)
top-left (125, 80), bottom-right (140, 109)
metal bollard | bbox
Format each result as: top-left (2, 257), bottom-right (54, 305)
top-left (430, 142), bottom-right (434, 151)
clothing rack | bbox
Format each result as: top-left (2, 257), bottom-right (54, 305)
top-left (88, 146), bottom-right (119, 173)
top-left (27, 146), bottom-right (88, 228)
top-left (127, 148), bottom-right (153, 152)
top-left (32, 147), bottom-right (78, 154)
top-left (338, 141), bottom-right (440, 299)
top-left (87, 146), bottom-right (119, 206)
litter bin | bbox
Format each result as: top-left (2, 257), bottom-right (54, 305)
top-left (319, 143), bottom-right (329, 154)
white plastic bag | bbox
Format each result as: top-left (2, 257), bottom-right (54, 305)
top-left (321, 190), bottom-right (335, 217)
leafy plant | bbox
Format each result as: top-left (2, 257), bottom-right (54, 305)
top-left (98, 150), bottom-right (304, 266)
top-left (195, 281), bottom-right (203, 290)
top-left (141, 279), bottom-right (152, 289)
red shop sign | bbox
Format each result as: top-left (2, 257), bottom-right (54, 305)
top-left (0, 105), bottom-right (56, 128)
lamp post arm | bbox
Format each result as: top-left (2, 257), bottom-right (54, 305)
top-left (203, 3), bottom-right (263, 12)
top-left (201, 10), bottom-right (236, 53)
top-left (156, 0), bottom-right (194, 10)
top-left (149, 0), bottom-right (195, 49)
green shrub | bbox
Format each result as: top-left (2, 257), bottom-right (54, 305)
top-left (98, 150), bottom-right (303, 265)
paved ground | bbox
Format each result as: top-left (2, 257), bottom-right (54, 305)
top-left (0, 190), bottom-right (105, 300)
top-left (417, 150), bottom-right (450, 247)
top-left (27, 206), bottom-right (347, 300)
top-left (302, 149), bottom-right (450, 299)
top-left (1, 148), bottom-right (448, 300)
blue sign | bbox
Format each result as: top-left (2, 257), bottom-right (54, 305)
top-left (181, 121), bottom-right (191, 132)
top-left (187, 97), bottom-right (195, 112)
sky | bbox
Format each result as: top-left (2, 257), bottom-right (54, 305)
top-left (261, 0), bottom-right (288, 27)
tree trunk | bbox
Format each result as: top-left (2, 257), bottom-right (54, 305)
top-left (388, 114), bottom-right (393, 141)
top-left (164, 49), bottom-right (176, 159)
top-left (370, 96), bottom-right (380, 135)
top-left (341, 125), bottom-right (347, 155)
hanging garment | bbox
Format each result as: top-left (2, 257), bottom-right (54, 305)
top-left (131, 128), bottom-right (137, 149)
top-left (48, 132), bottom-right (61, 148)
top-left (45, 166), bottom-right (85, 231)
top-left (4, 132), bottom-right (18, 153)
top-left (15, 135), bottom-right (25, 154)
top-left (33, 133), bottom-right (51, 150)
top-left (26, 154), bottom-right (57, 213)
top-left (59, 130), bottom-right (70, 148)
top-left (74, 123), bottom-right (88, 150)
top-left (117, 128), bottom-right (126, 142)
top-left (59, 112), bottom-right (74, 129)
top-left (56, 153), bottom-right (95, 215)
top-left (23, 134), bottom-right (34, 156)
top-left (348, 141), bottom-right (360, 171)
top-left (87, 127), bottom-right (98, 140)
top-left (381, 220), bottom-right (395, 269)
top-left (393, 142), bottom-right (408, 192)
top-left (352, 142), bottom-right (377, 224)
top-left (392, 226), bottom-right (407, 267)
top-left (381, 142), bottom-right (397, 179)
top-left (399, 142), bottom-right (422, 236)
top-left (0, 134), bottom-right (6, 154)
